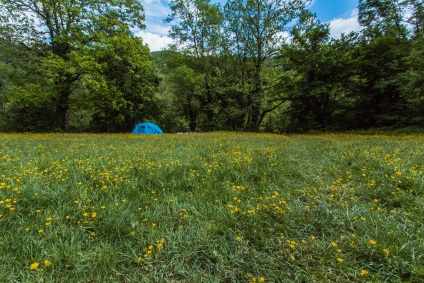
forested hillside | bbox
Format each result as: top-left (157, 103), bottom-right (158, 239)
top-left (1, 0), bottom-right (423, 132)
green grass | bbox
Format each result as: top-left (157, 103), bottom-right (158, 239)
top-left (0, 132), bottom-right (423, 282)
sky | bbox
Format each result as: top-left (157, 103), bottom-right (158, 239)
top-left (136, 0), bottom-right (363, 52)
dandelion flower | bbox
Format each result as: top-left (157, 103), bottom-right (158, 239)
top-left (369, 239), bottom-right (377, 245)
top-left (337, 258), bottom-right (344, 263)
top-left (236, 236), bottom-right (242, 242)
top-left (383, 248), bottom-right (390, 254)
top-left (360, 269), bottom-right (369, 276)
top-left (43, 260), bottom-right (52, 267)
top-left (29, 262), bottom-right (39, 270)
top-left (331, 242), bottom-right (338, 247)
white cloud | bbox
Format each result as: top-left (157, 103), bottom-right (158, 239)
top-left (328, 9), bottom-right (362, 38)
top-left (139, 0), bottom-right (174, 50)
top-left (142, 0), bottom-right (171, 19)
top-left (136, 31), bottom-right (174, 51)
top-left (145, 22), bottom-right (171, 36)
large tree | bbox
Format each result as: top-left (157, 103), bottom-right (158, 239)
top-left (223, 0), bottom-right (308, 130)
top-left (356, 0), bottom-right (412, 127)
top-left (0, 0), bottom-right (149, 131)
top-left (165, 0), bottom-right (223, 131)
top-left (281, 11), bottom-right (361, 131)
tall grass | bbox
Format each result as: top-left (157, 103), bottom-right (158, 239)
top-left (0, 132), bottom-right (423, 282)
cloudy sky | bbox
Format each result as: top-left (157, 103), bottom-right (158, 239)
top-left (137, 0), bottom-right (362, 52)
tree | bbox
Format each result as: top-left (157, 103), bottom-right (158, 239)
top-left (356, 0), bottom-right (412, 127)
top-left (0, 0), bottom-right (147, 131)
top-left (165, 0), bottom-right (224, 131)
top-left (89, 34), bottom-right (159, 132)
top-left (403, 0), bottom-right (424, 35)
top-left (281, 11), bottom-right (361, 131)
top-left (0, 9), bottom-right (56, 131)
top-left (358, 0), bottom-right (407, 38)
top-left (168, 65), bottom-right (204, 131)
top-left (223, 0), bottom-right (308, 130)
top-left (400, 36), bottom-right (424, 124)
top-left (166, 0), bottom-right (223, 58)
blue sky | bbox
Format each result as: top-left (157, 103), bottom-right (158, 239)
top-left (137, 0), bottom-right (362, 51)
top-left (309, 0), bottom-right (358, 22)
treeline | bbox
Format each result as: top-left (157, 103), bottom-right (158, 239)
top-left (0, 0), bottom-right (423, 133)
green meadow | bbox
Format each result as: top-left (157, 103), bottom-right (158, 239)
top-left (0, 132), bottom-right (423, 282)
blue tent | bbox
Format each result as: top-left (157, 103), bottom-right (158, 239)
top-left (132, 122), bottom-right (164, 134)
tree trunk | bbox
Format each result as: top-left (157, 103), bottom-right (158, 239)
top-left (248, 67), bottom-right (262, 132)
top-left (189, 109), bottom-right (197, 132)
top-left (57, 88), bottom-right (70, 131)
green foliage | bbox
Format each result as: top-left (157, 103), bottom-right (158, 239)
top-left (166, 0), bottom-right (223, 58)
top-left (355, 35), bottom-right (410, 127)
top-left (0, 0), bottom-right (156, 132)
top-left (1, 0), bottom-right (423, 133)
top-left (281, 12), bottom-right (360, 131)
top-left (167, 65), bottom-right (204, 131)
top-left (89, 35), bottom-right (159, 132)
top-left (400, 36), bottom-right (424, 124)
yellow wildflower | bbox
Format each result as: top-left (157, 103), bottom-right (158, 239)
top-left (29, 262), bottom-right (39, 270)
top-left (43, 260), bottom-right (52, 267)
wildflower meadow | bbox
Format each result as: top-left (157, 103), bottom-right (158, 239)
top-left (0, 132), bottom-right (423, 282)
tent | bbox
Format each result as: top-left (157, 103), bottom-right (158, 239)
top-left (132, 122), bottom-right (164, 134)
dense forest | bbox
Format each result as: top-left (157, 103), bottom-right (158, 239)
top-left (0, 0), bottom-right (423, 133)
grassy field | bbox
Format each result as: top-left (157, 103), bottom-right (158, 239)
top-left (0, 132), bottom-right (423, 282)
